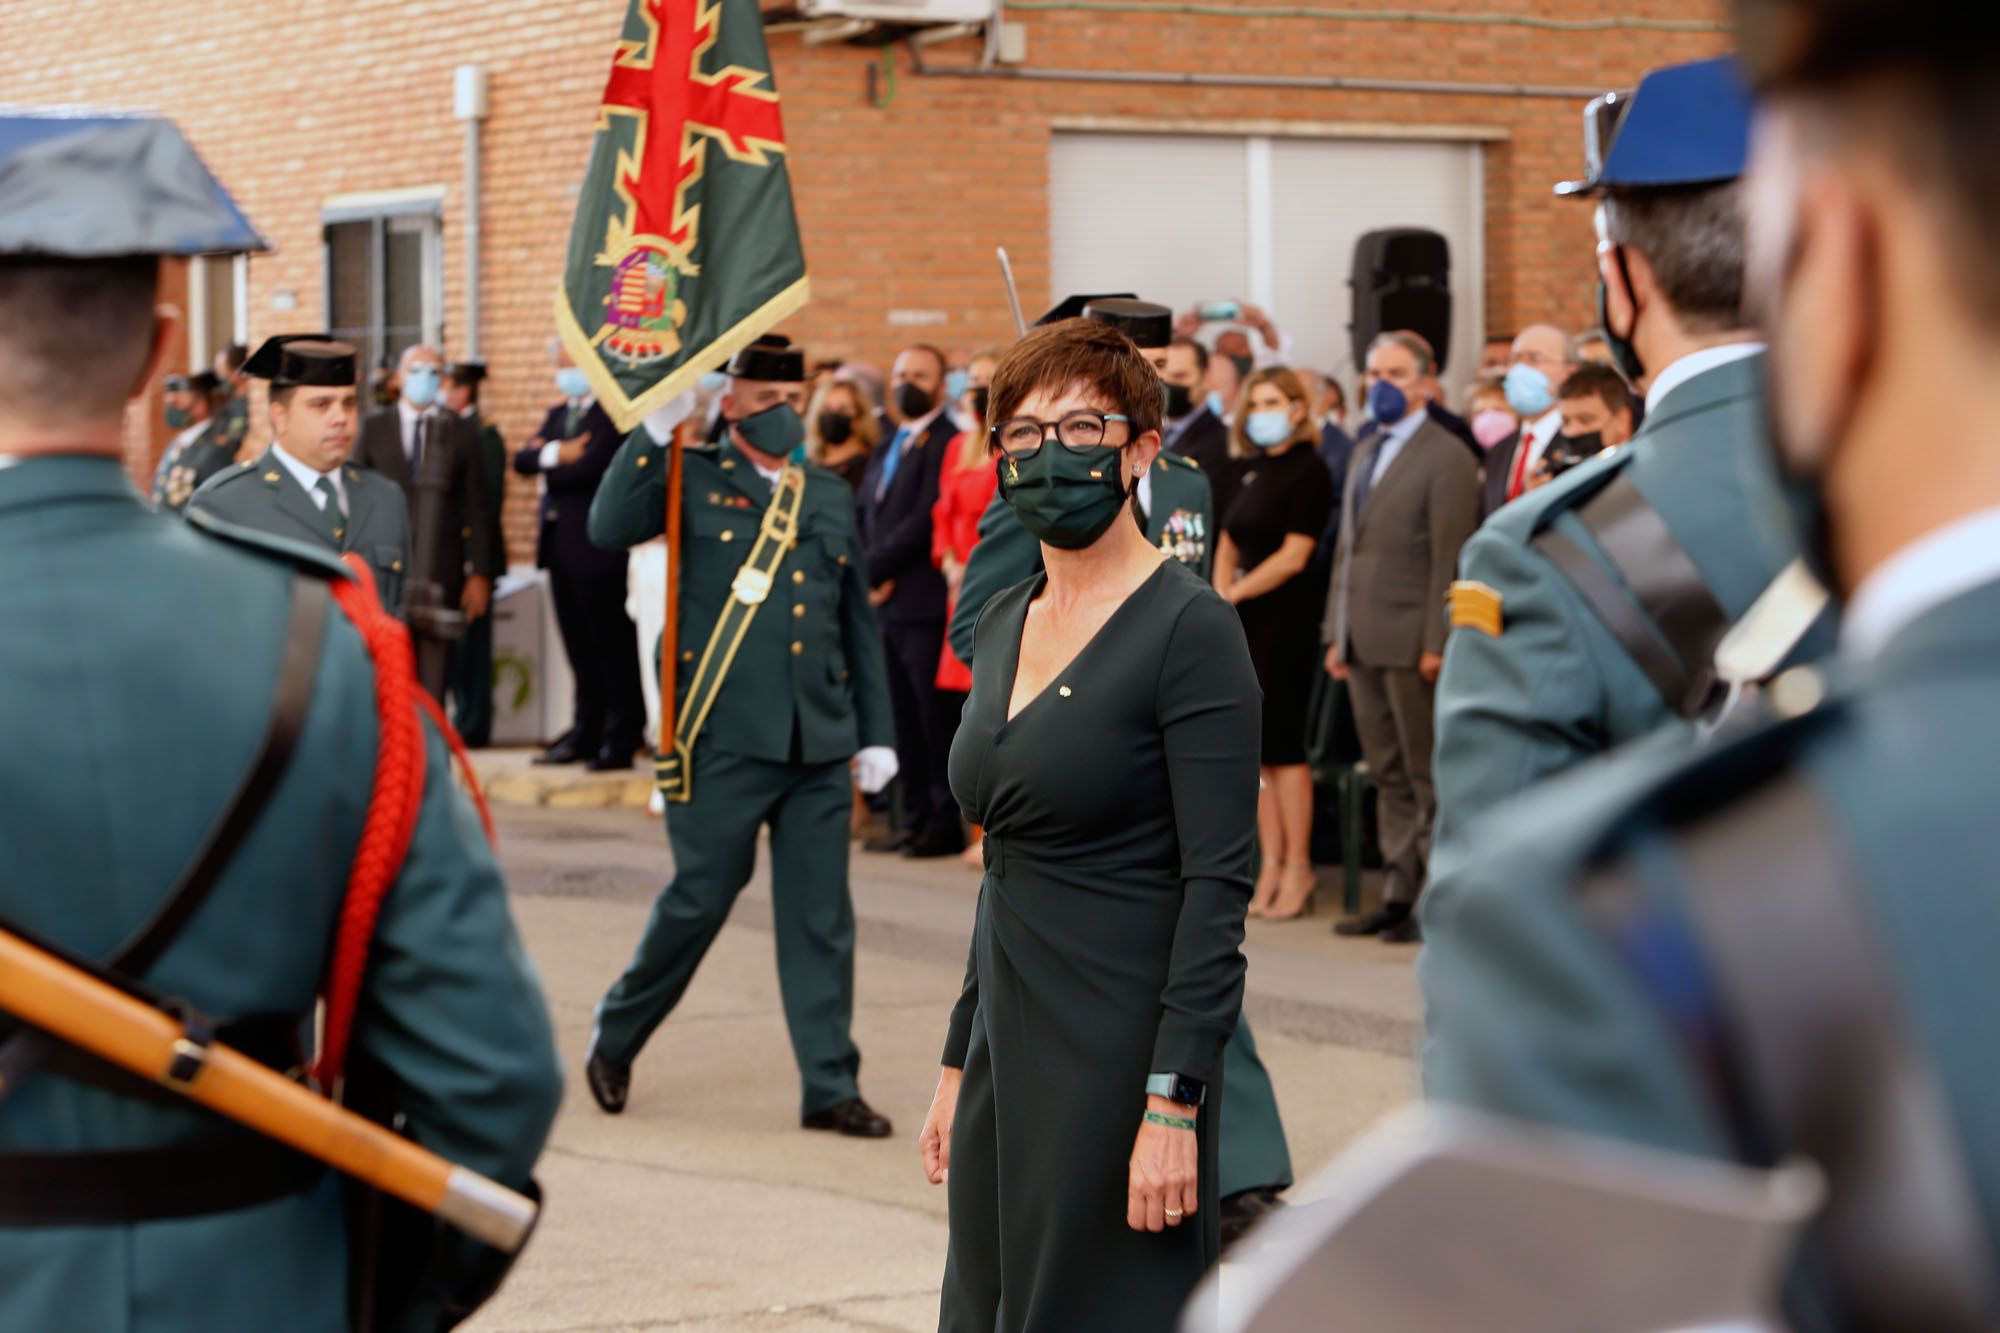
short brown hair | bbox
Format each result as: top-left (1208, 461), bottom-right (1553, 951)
top-left (0, 256), bottom-right (158, 422)
top-left (1557, 363), bottom-right (1636, 418)
top-left (987, 318), bottom-right (1161, 446)
top-left (1229, 366), bottom-right (1317, 459)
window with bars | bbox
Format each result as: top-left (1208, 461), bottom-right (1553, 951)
top-left (323, 195), bottom-right (444, 374)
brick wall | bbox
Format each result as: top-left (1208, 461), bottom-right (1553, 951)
top-left (0, 0), bottom-right (1729, 560)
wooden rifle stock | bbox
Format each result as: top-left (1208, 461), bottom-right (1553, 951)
top-left (0, 924), bottom-right (536, 1253)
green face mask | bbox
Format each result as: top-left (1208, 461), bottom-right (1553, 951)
top-left (734, 402), bottom-right (804, 460)
top-left (997, 442), bottom-right (1132, 550)
top-left (163, 404), bottom-right (192, 430)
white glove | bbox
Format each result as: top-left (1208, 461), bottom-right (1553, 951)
top-left (852, 746), bottom-right (899, 795)
top-left (642, 388), bottom-right (700, 444)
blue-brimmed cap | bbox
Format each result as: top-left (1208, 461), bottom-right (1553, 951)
top-left (0, 111), bottom-right (267, 258)
top-left (1554, 57), bottom-right (1755, 197)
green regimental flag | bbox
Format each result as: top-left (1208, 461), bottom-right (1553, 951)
top-left (556, 0), bottom-right (809, 431)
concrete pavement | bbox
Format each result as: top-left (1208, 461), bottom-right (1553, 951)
top-left (468, 803), bottom-right (1419, 1332)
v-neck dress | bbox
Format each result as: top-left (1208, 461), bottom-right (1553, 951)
top-left (937, 558), bottom-right (1261, 1331)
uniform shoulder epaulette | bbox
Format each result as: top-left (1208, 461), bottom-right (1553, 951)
top-left (341, 465), bottom-right (398, 498)
top-left (183, 505), bottom-right (355, 581)
top-left (1160, 451), bottom-right (1202, 475)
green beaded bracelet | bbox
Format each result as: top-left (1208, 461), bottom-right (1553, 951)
top-left (1144, 1110), bottom-right (1197, 1132)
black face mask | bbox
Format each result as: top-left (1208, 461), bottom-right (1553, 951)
top-left (969, 385), bottom-right (990, 423)
top-left (894, 381), bottom-right (933, 421)
top-left (1544, 430), bottom-right (1606, 478)
top-left (817, 410), bottom-right (854, 446)
top-left (1228, 353), bottom-right (1255, 381)
top-left (1163, 381), bottom-right (1194, 420)
top-left (1597, 248), bottom-right (1647, 384)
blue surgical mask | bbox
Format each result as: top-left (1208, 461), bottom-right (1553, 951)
top-left (944, 368), bottom-right (969, 403)
top-left (1503, 363), bottom-right (1554, 418)
top-left (556, 367), bottom-right (591, 400)
top-left (1366, 378), bottom-right (1409, 426)
top-left (1245, 410), bottom-right (1293, 448)
top-left (402, 366), bottom-right (440, 408)
top-left (1205, 390), bottom-right (1226, 419)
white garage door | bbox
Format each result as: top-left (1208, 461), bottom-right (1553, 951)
top-left (1049, 132), bottom-right (1484, 399)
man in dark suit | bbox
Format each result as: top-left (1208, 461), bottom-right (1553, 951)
top-left (442, 359), bottom-right (510, 746)
top-left (859, 343), bottom-right (961, 857)
top-left (1160, 335), bottom-right (1232, 481)
top-left (349, 344), bottom-right (498, 644)
top-left (1477, 324), bottom-right (1571, 520)
top-left (512, 342), bottom-right (645, 771)
top-left (1322, 330), bottom-right (1480, 943)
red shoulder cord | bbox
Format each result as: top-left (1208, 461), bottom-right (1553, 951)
top-left (312, 557), bottom-right (495, 1090)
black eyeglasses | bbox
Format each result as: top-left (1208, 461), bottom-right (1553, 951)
top-left (990, 410), bottom-right (1130, 458)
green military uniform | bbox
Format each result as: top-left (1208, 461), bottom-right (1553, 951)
top-left (0, 456), bottom-right (562, 1333)
top-left (586, 428), bottom-right (896, 1115)
top-left (189, 450), bottom-right (412, 613)
top-left (1425, 351), bottom-right (1834, 934)
top-left (941, 452), bottom-right (1293, 1203)
top-left (449, 414), bottom-right (509, 745)
top-left (1421, 574), bottom-right (2000, 1326)
top-left (149, 420), bottom-right (237, 514)
top-left (212, 391), bottom-right (250, 458)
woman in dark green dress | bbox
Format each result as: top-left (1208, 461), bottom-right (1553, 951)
top-left (918, 318), bottom-right (1261, 1330)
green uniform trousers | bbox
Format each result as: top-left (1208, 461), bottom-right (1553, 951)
top-left (595, 746), bottom-right (862, 1116)
top-left (1220, 1013), bottom-right (1293, 1195)
top-left (449, 611), bottom-right (495, 747)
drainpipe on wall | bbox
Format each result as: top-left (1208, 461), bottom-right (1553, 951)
top-left (454, 65), bottom-right (490, 358)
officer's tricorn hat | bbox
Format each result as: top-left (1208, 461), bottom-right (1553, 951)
top-left (444, 359), bottom-right (488, 386)
top-left (242, 335), bottom-right (358, 389)
top-left (0, 112), bottom-right (267, 258)
top-left (727, 333), bottom-right (806, 383)
top-left (1554, 57), bottom-right (1755, 197)
top-left (1035, 293), bottom-right (1135, 326)
top-left (1082, 298), bottom-right (1173, 350)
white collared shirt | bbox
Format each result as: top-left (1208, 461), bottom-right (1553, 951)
top-left (1842, 507), bottom-right (2000, 661)
top-left (1645, 341), bottom-right (1766, 415)
top-left (538, 397), bottom-right (596, 471)
top-left (1516, 407), bottom-right (1564, 477)
top-left (271, 442), bottom-right (348, 515)
top-left (1368, 404), bottom-right (1430, 487)
top-left (168, 421), bottom-right (207, 454)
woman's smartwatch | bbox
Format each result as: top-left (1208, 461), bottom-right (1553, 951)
top-left (1145, 1073), bottom-right (1207, 1107)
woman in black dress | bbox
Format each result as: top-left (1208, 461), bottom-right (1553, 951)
top-left (918, 318), bottom-right (1260, 1331)
top-left (804, 375), bottom-right (877, 493)
top-left (1214, 368), bottom-right (1336, 920)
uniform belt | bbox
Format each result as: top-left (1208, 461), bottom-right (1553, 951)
top-left (0, 1134), bottom-right (325, 1227)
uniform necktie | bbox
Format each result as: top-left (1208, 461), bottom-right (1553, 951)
top-left (313, 476), bottom-right (344, 546)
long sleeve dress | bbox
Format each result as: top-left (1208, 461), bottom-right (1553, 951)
top-left (938, 558), bottom-right (1261, 1331)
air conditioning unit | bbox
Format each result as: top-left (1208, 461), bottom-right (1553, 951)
top-left (798, 0), bottom-right (994, 24)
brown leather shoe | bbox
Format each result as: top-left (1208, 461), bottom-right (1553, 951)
top-left (801, 1096), bottom-right (893, 1138)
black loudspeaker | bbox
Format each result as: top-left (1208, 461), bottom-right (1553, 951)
top-left (1348, 228), bottom-right (1452, 374)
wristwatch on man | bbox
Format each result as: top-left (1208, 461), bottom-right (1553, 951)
top-left (1145, 1072), bottom-right (1207, 1108)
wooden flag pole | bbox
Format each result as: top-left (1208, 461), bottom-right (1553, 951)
top-left (659, 420), bottom-right (686, 765)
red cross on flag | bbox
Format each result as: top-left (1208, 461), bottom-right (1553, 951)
top-left (556, 0), bottom-right (809, 430)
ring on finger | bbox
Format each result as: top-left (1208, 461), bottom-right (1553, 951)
top-left (1164, 1208), bottom-right (1183, 1220)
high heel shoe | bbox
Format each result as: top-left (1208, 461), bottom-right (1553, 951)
top-left (1247, 864), bottom-right (1283, 919)
top-left (1263, 862), bottom-right (1320, 922)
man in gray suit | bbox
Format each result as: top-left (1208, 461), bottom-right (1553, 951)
top-left (1323, 330), bottom-right (1479, 942)
top-left (189, 335), bottom-right (412, 609)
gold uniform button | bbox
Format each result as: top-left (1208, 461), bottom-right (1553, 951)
top-left (791, 641), bottom-right (804, 656)
top-left (681, 649), bottom-right (695, 662)
top-left (263, 471), bottom-right (281, 482)
top-left (793, 603), bottom-right (806, 618)
top-left (719, 530), bottom-right (734, 542)
top-left (792, 570), bottom-right (806, 585)
top-left (636, 454), bottom-right (650, 468)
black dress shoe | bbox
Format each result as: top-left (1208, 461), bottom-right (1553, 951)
top-left (533, 740), bottom-right (586, 766)
top-left (801, 1097), bottom-right (893, 1138)
top-left (1219, 1188), bottom-right (1287, 1251)
top-left (584, 1043), bottom-right (630, 1114)
top-left (585, 750), bottom-right (634, 772)
top-left (1334, 903), bottom-right (1411, 937)
top-left (901, 827), bottom-right (967, 859)
top-left (862, 831), bottom-right (912, 854)
top-left (1381, 915), bottom-right (1423, 945)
